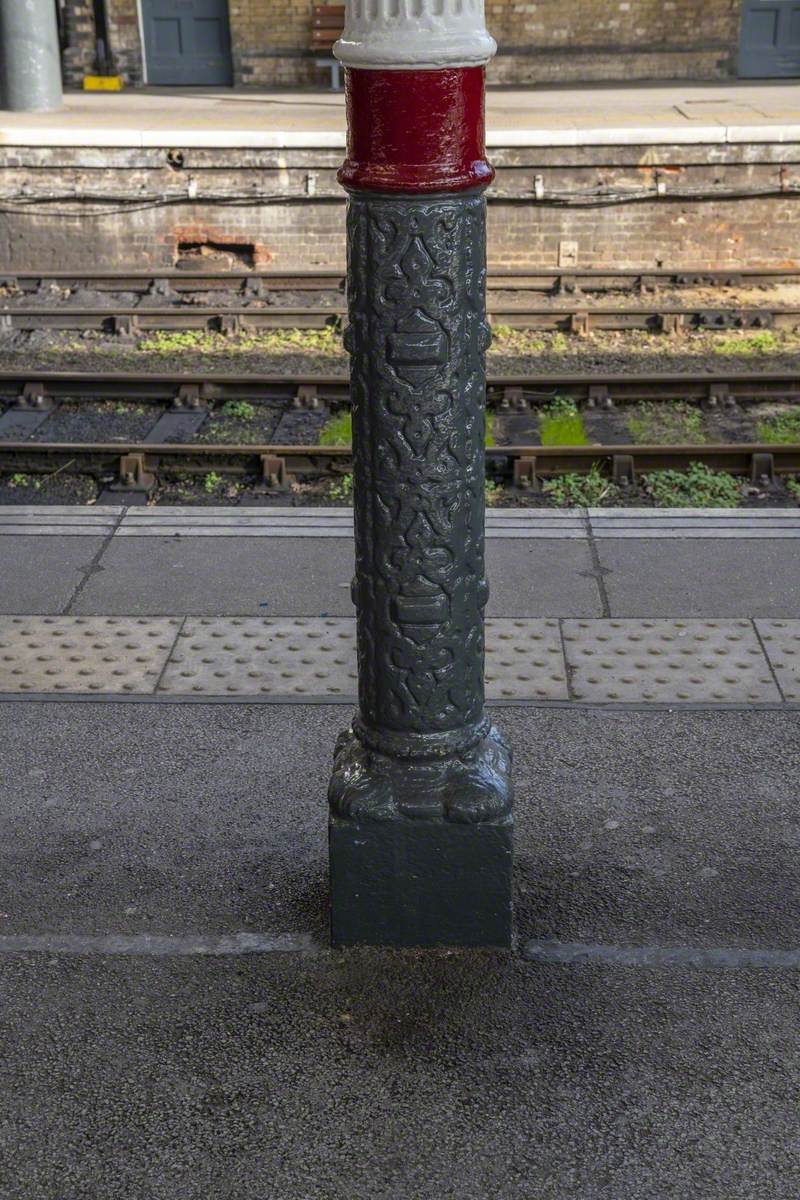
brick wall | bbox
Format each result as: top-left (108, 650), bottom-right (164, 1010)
top-left (228, 0), bottom-right (740, 87)
top-left (1, 142), bottom-right (797, 273)
top-left (60, 0), bottom-right (96, 87)
top-left (62, 0), bottom-right (740, 90)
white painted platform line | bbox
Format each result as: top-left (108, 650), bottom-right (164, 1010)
top-left (2, 507), bottom-right (799, 540)
top-left (0, 616), bottom-right (795, 703)
top-left (0, 506), bottom-right (122, 536)
top-left (589, 509), bottom-right (800, 539)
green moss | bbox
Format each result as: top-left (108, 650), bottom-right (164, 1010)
top-left (319, 411), bottom-right (353, 446)
top-left (713, 331), bottom-right (779, 357)
top-left (786, 478), bottom-right (800, 502)
top-left (645, 463), bottom-right (741, 508)
top-left (539, 398), bottom-right (588, 447)
top-left (754, 408), bottom-right (800, 444)
top-left (627, 402), bottom-right (706, 445)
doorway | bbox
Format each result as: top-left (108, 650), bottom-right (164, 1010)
top-left (140, 0), bottom-right (233, 85)
top-left (739, 0), bottom-right (800, 76)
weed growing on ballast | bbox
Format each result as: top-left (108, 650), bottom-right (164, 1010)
top-left (645, 462), bottom-right (741, 508)
top-left (220, 400), bottom-right (256, 422)
top-left (627, 402), bottom-right (706, 445)
top-left (203, 472), bottom-right (224, 494)
top-left (543, 465), bottom-right (618, 507)
top-left (754, 408), bottom-right (800, 444)
top-left (328, 472), bottom-right (353, 502)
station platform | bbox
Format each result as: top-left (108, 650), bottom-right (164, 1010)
top-left (3, 504), bottom-right (799, 1197)
top-left (1, 80), bottom-right (799, 147)
top-left (2, 504), bottom-right (800, 704)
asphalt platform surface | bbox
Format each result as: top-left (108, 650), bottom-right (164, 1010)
top-left (2, 702), bottom-right (799, 1199)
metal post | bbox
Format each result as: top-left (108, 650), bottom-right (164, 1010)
top-left (328, 0), bottom-right (513, 947)
top-left (0, 0), bottom-right (63, 112)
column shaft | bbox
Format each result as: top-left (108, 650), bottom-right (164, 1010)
top-left (0, 0), bottom-right (63, 112)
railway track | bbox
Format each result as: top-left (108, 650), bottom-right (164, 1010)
top-left (0, 440), bottom-right (797, 497)
top-left (0, 305), bottom-right (794, 335)
top-left (1, 369), bottom-right (797, 498)
top-left (2, 267), bottom-right (800, 334)
top-left (1, 367), bottom-right (800, 429)
top-left (3, 267), bottom-right (800, 295)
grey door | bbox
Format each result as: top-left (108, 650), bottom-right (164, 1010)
top-left (141, 0), bottom-right (233, 85)
top-left (739, 0), bottom-right (800, 76)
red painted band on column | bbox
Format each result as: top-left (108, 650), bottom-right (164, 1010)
top-left (338, 67), bottom-right (493, 194)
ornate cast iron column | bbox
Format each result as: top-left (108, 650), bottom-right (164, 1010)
top-left (328, 0), bottom-right (513, 947)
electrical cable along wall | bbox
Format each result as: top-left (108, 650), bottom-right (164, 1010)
top-left (326, 0), bottom-right (514, 947)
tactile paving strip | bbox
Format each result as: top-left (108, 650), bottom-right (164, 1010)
top-left (158, 617), bottom-right (358, 696)
top-left (0, 617), bottom-right (181, 693)
top-left (754, 620), bottom-right (800, 701)
top-left (484, 619), bottom-right (568, 700)
top-left (158, 617), bottom-right (570, 699)
top-left (562, 619), bottom-right (780, 703)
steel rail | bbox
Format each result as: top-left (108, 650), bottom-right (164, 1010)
top-left (1, 304), bottom-right (797, 334)
top-left (0, 440), bottom-right (797, 488)
top-left (0, 371), bottom-right (798, 408)
top-left (3, 266), bottom-right (800, 295)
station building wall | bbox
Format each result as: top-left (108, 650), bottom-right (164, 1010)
top-left (60, 0), bottom-right (738, 89)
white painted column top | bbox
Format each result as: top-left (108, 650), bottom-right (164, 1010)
top-left (333, 0), bottom-right (496, 70)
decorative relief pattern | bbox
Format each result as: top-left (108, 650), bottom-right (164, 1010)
top-left (330, 190), bottom-right (513, 823)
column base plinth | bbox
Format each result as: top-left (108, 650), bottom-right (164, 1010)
top-left (329, 812), bottom-right (513, 948)
top-left (328, 724), bottom-right (513, 824)
top-left (328, 723), bottom-right (513, 947)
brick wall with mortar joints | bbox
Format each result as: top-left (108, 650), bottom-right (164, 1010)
top-left (2, 141), bottom-right (797, 271)
top-left (82, 0), bottom-right (741, 88)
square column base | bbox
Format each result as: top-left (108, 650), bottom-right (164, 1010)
top-left (329, 815), bottom-right (513, 948)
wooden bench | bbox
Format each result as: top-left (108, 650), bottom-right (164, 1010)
top-left (311, 4), bottom-right (345, 89)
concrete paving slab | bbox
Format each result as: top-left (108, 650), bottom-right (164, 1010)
top-left (485, 539), bottom-right (602, 617)
top-left (561, 618), bottom-right (779, 703)
top-left (0, 535), bottom-right (107, 614)
top-left (596, 539), bottom-right (800, 618)
top-left (2, 82), bottom-right (799, 149)
top-left (754, 619), bottom-right (800, 700)
top-left (70, 537), bottom-right (602, 619)
top-left (0, 615), bottom-right (181, 693)
top-left (72, 536), bottom-right (357, 616)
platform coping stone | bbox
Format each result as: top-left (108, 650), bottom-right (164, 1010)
top-left (562, 619), bottom-right (780, 703)
top-left (0, 616), bottom-right (182, 693)
top-left (754, 620), bottom-right (800, 701)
